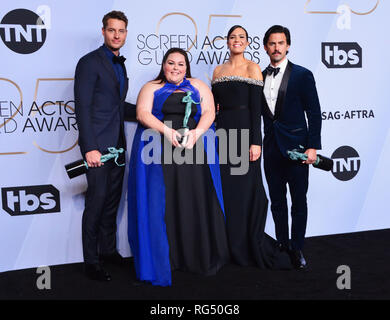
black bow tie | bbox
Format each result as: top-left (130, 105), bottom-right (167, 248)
top-left (266, 66), bottom-right (280, 77)
top-left (113, 55), bottom-right (126, 64)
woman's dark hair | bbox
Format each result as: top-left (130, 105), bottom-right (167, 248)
top-left (154, 47), bottom-right (192, 83)
top-left (263, 25), bottom-right (291, 46)
top-left (227, 25), bottom-right (249, 40)
top-left (102, 10), bottom-right (128, 29)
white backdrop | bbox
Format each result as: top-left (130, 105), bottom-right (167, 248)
top-left (1, 0), bottom-right (389, 272)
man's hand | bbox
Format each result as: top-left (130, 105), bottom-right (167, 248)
top-left (85, 150), bottom-right (103, 167)
top-left (303, 148), bottom-right (317, 164)
top-left (250, 145), bottom-right (261, 162)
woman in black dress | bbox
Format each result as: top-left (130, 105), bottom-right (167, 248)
top-left (128, 48), bottom-right (229, 286)
top-left (212, 26), bottom-right (291, 269)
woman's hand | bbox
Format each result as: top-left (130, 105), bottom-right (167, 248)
top-left (182, 129), bottom-right (203, 149)
top-left (164, 127), bottom-right (182, 148)
top-left (249, 145), bottom-right (261, 162)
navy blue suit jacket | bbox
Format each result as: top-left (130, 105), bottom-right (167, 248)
top-left (74, 45), bottom-right (136, 156)
top-left (262, 61), bottom-right (322, 157)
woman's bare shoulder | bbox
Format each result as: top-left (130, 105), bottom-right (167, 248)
top-left (141, 80), bottom-right (164, 92)
top-left (246, 60), bottom-right (263, 80)
top-left (212, 63), bottom-right (230, 80)
top-left (188, 77), bottom-right (208, 91)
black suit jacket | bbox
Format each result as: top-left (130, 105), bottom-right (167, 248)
top-left (74, 45), bottom-right (136, 156)
top-left (262, 61), bottom-right (322, 157)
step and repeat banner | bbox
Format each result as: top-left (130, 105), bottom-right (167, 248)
top-left (1, 0), bottom-right (389, 272)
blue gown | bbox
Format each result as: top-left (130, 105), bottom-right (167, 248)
top-left (127, 79), bottom-right (229, 286)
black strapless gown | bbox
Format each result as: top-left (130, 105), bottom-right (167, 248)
top-left (212, 76), bottom-right (292, 269)
top-left (161, 92), bottom-right (230, 275)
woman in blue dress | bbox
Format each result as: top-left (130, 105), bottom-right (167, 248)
top-left (128, 48), bottom-right (229, 286)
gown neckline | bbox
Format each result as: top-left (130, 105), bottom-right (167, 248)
top-left (211, 75), bottom-right (264, 86)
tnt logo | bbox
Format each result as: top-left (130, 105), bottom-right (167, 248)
top-left (0, 6), bottom-right (51, 54)
top-left (1, 185), bottom-right (60, 216)
top-left (331, 146), bottom-right (360, 181)
top-left (321, 42), bottom-right (362, 68)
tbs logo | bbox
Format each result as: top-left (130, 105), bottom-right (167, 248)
top-left (1, 185), bottom-right (60, 216)
top-left (322, 42), bottom-right (362, 68)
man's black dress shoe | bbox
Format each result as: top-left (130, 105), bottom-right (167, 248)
top-left (290, 250), bottom-right (307, 269)
top-left (85, 264), bottom-right (112, 281)
top-left (100, 251), bottom-right (125, 266)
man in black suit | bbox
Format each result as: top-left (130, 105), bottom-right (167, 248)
top-left (74, 10), bottom-right (135, 281)
top-left (262, 25), bottom-right (322, 269)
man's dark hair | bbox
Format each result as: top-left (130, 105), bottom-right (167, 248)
top-left (263, 25), bottom-right (291, 46)
top-left (102, 10), bottom-right (128, 29)
top-left (154, 48), bottom-right (192, 83)
top-left (227, 25), bottom-right (249, 40)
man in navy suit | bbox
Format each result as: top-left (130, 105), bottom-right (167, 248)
top-left (262, 25), bottom-right (322, 269)
top-left (74, 10), bottom-right (135, 281)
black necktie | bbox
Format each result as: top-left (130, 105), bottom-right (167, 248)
top-left (266, 66), bottom-right (280, 77)
top-left (113, 55), bottom-right (126, 65)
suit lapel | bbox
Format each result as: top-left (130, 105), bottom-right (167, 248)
top-left (97, 47), bottom-right (120, 90)
top-left (273, 61), bottom-right (293, 119)
top-left (121, 66), bottom-right (129, 101)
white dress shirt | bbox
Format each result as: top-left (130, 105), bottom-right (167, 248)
top-left (264, 58), bottom-right (289, 115)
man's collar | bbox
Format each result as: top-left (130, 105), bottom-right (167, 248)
top-left (270, 57), bottom-right (288, 73)
top-left (102, 44), bottom-right (119, 58)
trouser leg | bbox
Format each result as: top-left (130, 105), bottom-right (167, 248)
top-left (82, 164), bottom-right (112, 265)
top-left (98, 161), bottom-right (125, 255)
top-left (287, 162), bottom-right (309, 251)
top-left (264, 140), bottom-right (289, 248)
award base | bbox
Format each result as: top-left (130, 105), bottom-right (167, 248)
top-left (287, 148), bottom-right (334, 172)
top-left (65, 147), bottom-right (125, 179)
top-left (177, 127), bottom-right (189, 147)
top-left (65, 159), bottom-right (88, 179)
top-left (313, 154), bottom-right (333, 171)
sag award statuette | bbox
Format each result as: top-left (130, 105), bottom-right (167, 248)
top-left (177, 91), bottom-right (201, 147)
top-left (287, 146), bottom-right (334, 171)
top-left (65, 147), bottom-right (125, 179)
